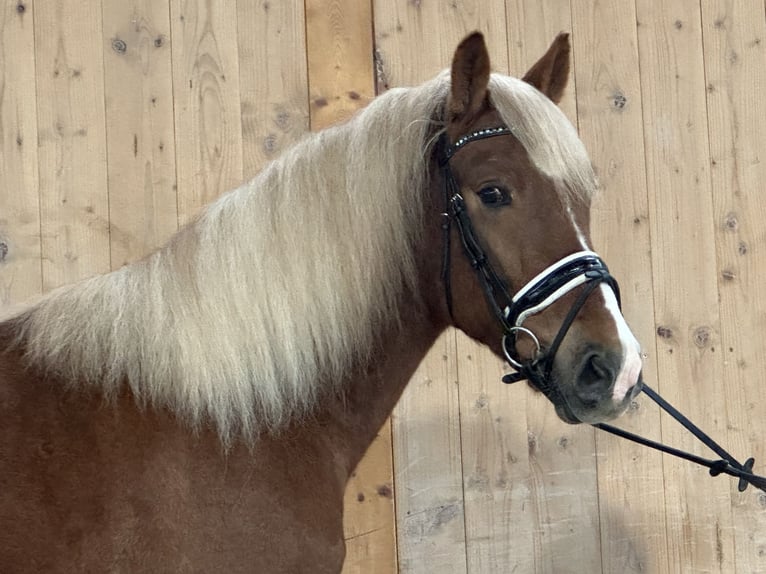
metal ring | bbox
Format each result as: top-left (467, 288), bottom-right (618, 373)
top-left (502, 326), bottom-right (541, 369)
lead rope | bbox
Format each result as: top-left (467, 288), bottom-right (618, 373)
top-left (594, 386), bottom-right (766, 492)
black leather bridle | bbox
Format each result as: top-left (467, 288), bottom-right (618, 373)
top-left (438, 125), bottom-right (619, 402)
top-left (437, 123), bottom-right (766, 493)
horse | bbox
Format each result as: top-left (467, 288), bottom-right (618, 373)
top-left (0, 32), bottom-right (642, 573)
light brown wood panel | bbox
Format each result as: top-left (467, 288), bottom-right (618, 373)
top-left (306, 0), bottom-right (375, 129)
top-left (635, 1), bottom-right (735, 571)
top-left (102, 0), bottom-right (178, 267)
top-left (237, 0), bottom-right (309, 177)
top-left (570, 1), bottom-right (671, 572)
top-left (304, 2), bottom-right (398, 572)
top-left (700, 1), bottom-right (766, 571)
top-left (170, 0), bottom-right (243, 223)
top-left (0, 1), bottom-right (41, 306)
top-left (34, 0), bottom-right (111, 289)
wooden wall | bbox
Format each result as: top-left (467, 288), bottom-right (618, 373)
top-left (1, 1), bottom-right (765, 572)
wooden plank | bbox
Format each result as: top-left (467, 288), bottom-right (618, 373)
top-left (374, 3), bottom-right (508, 572)
top-left (635, 1), bottom-right (735, 571)
top-left (170, 0), bottom-right (243, 224)
top-left (507, 4), bottom-right (609, 573)
top-left (0, 0), bottom-right (41, 307)
top-left (34, 0), bottom-right (110, 289)
top-left (373, 6), bottom-right (470, 572)
top-left (570, 2), bottom-right (671, 573)
top-left (390, 332), bottom-right (466, 574)
top-left (237, 0), bottom-right (308, 178)
top-left (102, 0), bottom-right (178, 267)
top-left (700, 1), bottom-right (766, 572)
top-left (303, 2), bottom-right (398, 572)
top-left (306, 0), bottom-right (374, 130)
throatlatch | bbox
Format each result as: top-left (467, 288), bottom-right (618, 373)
top-left (439, 123), bottom-right (766, 494)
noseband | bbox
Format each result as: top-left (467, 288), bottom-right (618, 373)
top-left (438, 125), bottom-right (619, 400)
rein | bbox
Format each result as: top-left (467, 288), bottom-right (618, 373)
top-left (439, 123), bottom-right (766, 494)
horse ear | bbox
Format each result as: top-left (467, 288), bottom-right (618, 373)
top-left (522, 33), bottom-right (571, 104)
top-left (449, 32), bottom-right (491, 123)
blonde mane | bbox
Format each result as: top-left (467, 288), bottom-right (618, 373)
top-left (8, 71), bottom-right (595, 442)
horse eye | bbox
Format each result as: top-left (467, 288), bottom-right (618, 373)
top-left (478, 186), bottom-right (511, 207)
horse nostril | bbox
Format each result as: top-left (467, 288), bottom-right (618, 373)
top-left (576, 351), bottom-right (618, 399)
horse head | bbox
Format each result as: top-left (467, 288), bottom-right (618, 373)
top-left (435, 32), bottom-right (643, 424)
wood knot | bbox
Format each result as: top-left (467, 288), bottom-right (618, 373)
top-left (348, 90), bottom-right (361, 100)
top-left (723, 212), bottom-right (739, 231)
top-left (693, 326), bottom-right (712, 348)
top-left (262, 133), bottom-right (277, 154)
top-left (275, 110), bottom-right (290, 131)
top-left (356, 492), bottom-right (365, 502)
top-left (16, 2), bottom-right (25, 14)
top-left (527, 431), bottom-right (537, 456)
top-left (0, 241), bottom-right (8, 262)
top-left (313, 97), bottom-right (328, 108)
top-left (557, 436), bottom-right (569, 449)
top-left (112, 38), bottom-right (127, 54)
top-left (738, 241), bottom-right (748, 255)
top-left (376, 484), bottom-right (393, 499)
top-left (154, 36), bottom-right (165, 48)
top-left (611, 90), bottom-right (627, 110)
top-left (721, 269), bottom-right (736, 281)
top-left (475, 393), bottom-right (489, 409)
top-left (656, 326), bottom-right (673, 339)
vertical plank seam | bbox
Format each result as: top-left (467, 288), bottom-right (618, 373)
top-left (451, 329), bottom-right (470, 574)
top-left (29, 0), bottom-right (44, 294)
top-left (631, 2), bottom-right (686, 570)
top-left (563, 7), bottom-right (609, 574)
top-left (302, 0), bottom-right (314, 132)
top-left (366, 4), bottom-right (400, 570)
top-left (502, 1), bottom-right (511, 76)
top-left (167, 0), bottom-right (181, 232)
top-left (697, 1), bottom-right (740, 569)
top-left (98, 0), bottom-right (115, 271)
top-left (168, 0), bottom-right (182, 230)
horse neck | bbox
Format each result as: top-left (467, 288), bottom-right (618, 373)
top-left (319, 295), bottom-right (443, 472)
top-left (318, 183), bottom-right (448, 473)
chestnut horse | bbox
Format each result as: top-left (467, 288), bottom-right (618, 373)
top-left (0, 33), bottom-right (642, 572)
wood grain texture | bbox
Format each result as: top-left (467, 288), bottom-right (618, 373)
top-left (700, 1), bottom-right (766, 571)
top-left (570, 1), bottom-right (671, 572)
top-left (34, 0), bottom-right (111, 289)
top-left (237, 0), bottom-right (309, 177)
top-left (0, 0), bottom-right (41, 306)
top-left (170, 0), bottom-right (243, 224)
top-left (635, 1), bottom-right (735, 571)
top-left (306, 0), bottom-right (374, 130)
top-left (102, 0), bottom-right (178, 267)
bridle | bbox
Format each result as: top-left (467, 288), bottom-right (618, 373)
top-left (438, 123), bottom-right (766, 493)
top-left (438, 125), bottom-right (619, 402)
